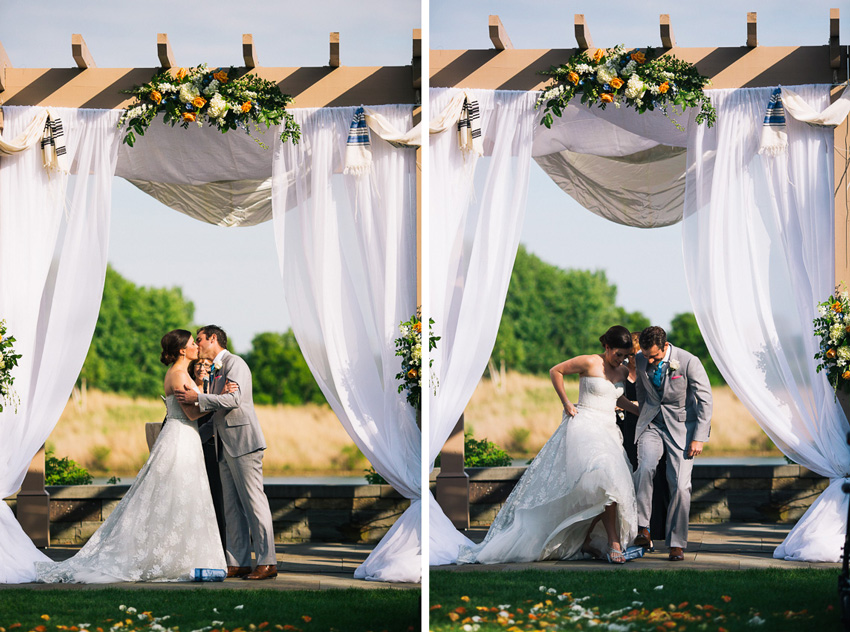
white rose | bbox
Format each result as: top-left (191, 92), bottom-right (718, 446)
top-left (179, 83), bottom-right (200, 104)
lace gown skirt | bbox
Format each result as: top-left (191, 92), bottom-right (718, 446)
top-left (457, 377), bottom-right (637, 564)
top-left (35, 402), bottom-right (225, 583)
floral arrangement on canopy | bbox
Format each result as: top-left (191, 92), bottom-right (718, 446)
top-left (395, 311), bottom-right (440, 411)
top-left (0, 319), bottom-right (21, 413)
top-left (814, 287), bottom-right (850, 395)
top-left (118, 65), bottom-right (301, 147)
top-left (536, 45), bottom-right (716, 129)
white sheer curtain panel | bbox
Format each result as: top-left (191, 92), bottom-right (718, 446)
top-left (0, 106), bottom-right (121, 583)
top-left (271, 105), bottom-right (420, 582)
top-left (682, 85), bottom-right (850, 562)
top-left (428, 89), bottom-right (538, 565)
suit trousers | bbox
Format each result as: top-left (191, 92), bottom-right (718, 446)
top-left (634, 420), bottom-right (693, 548)
top-left (219, 448), bottom-right (277, 566)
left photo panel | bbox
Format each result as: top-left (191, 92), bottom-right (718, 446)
top-left (0, 0), bottom-right (422, 629)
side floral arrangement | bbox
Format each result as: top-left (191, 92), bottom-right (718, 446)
top-left (118, 64), bottom-right (300, 147)
top-left (395, 311), bottom-right (440, 411)
top-left (0, 319), bottom-right (21, 413)
top-left (814, 286), bottom-right (850, 395)
top-left (536, 44), bottom-right (716, 129)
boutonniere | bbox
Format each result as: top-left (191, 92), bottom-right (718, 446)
top-left (213, 360), bottom-right (223, 372)
top-left (668, 359), bottom-right (680, 374)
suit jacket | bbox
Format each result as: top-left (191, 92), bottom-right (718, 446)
top-left (634, 344), bottom-right (713, 450)
top-left (198, 350), bottom-right (266, 458)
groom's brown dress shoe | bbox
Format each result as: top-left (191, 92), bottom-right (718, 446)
top-left (634, 527), bottom-right (654, 552)
top-left (227, 566), bottom-right (252, 578)
top-left (243, 564), bottom-right (278, 580)
top-left (668, 547), bottom-right (685, 561)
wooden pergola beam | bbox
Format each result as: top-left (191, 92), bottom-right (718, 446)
top-left (747, 12), bottom-right (758, 48)
top-left (488, 15), bottom-right (513, 51)
top-left (329, 32), bottom-right (340, 68)
top-left (156, 33), bottom-right (175, 69)
top-left (71, 34), bottom-right (96, 69)
top-left (412, 28), bottom-right (422, 89)
top-left (574, 14), bottom-right (593, 50)
top-left (830, 9), bottom-right (841, 70)
top-left (0, 40), bottom-right (11, 94)
top-left (660, 14), bottom-right (676, 49)
top-left (242, 34), bottom-right (258, 69)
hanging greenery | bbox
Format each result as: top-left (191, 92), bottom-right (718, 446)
top-left (0, 319), bottom-right (21, 413)
top-left (537, 45), bottom-right (716, 129)
top-left (814, 285), bottom-right (850, 396)
top-left (118, 64), bottom-right (300, 147)
top-left (395, 311), bottom-right (440, 411)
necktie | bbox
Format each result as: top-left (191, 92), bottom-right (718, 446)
top-left (652, 361), bottom-right (665, 390)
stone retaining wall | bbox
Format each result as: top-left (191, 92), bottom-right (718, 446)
top-left (430, 464), bottom-right (829, 527)
top-left (4, 484), bottom-right (408, 546)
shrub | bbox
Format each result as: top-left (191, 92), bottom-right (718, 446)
top-left (45, 449), bottom-right (93, 486)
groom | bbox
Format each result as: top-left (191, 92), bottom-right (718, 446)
top-left (176, 325), bottom-right (278, 580)
top-left (632, 326), bottom-right (712, 562)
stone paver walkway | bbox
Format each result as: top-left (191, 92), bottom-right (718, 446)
top-left (3, 542), bottom-right (419, 591)
top-left (433, 523), bottom-right (843, 572)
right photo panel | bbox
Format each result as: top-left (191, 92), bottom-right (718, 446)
top-left (428, 1), bottom-right (850, 629)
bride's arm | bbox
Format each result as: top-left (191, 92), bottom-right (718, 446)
top-left (616, 395), bottom-right (639, 416)
top-left (550, 356), bottom-right (591, 417)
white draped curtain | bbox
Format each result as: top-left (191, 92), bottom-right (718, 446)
top-left (428, 89), bottom-right (538, 564)
top-left (0, 106), bottom-right (121, 583)
top-left (682, 85), bottom-right (850, 562)
top-left (272, 105), bottom-right (420, 582)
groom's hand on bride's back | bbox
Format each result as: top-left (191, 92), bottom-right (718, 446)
top-left (174, 384), bottom-right (198, 404)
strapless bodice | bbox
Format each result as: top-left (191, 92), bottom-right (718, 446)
top-left (575, 376), bottom-right (624, 414)
top-left (164, 392), bottom-right (198, 422)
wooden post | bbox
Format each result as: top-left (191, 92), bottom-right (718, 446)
top-left (16, 445), bottom-right (50, 548)
top-left (436, 415), bottom-right (469, 529)
top-left (660, 14), bottom-right (676, 49)
top-left (488, 15), bottom-right (513, 51)
top-left (746, 12), bottom-right (758, 48)
top-left (329, 32), bottom-right (340, 68)
top-left (574, 14), bottom-right (593, 50)
top-left (0, 39), bottom-right (11, 93)
top-left (156, 34), bottom-right (175, 69)
top-left (71, 34), bottom-right (96, 69)
top-left (242, 34), bottom-right (258, 69)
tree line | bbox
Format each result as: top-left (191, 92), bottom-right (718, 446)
top-left (79, 266), bottom-right (326, 404)
top-left (491, 246), bottom-right (725, 385)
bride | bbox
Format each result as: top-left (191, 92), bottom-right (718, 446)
top-left (35, 330), bottom-right (233, 582)
top-left (457, 325), bottom-right (641, 565)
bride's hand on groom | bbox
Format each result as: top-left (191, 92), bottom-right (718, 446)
top-left (175, 385), bottom-right (198, 404)
top-left (223, 380), bottom-right (238, 394)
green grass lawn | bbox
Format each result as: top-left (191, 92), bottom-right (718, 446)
top-left (0, 588), bottom-right (418, 632)
top-left (430, 568), bottom-right (842, 631)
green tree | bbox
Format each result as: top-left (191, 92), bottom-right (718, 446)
top-left (79, 266), bottom-right (195, 397)
top-left (492, 246), bottom-right (649, 374)
top-left (244, 331), bottom-right (326, 405)
top-left (667, 312), bottom-right (726, 385)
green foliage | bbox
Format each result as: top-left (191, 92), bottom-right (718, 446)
top-left (667, 311), bottom-right (726, 385)
top-left (0, 319), bottom-right (22, 413)
top-left (434, 432), bottom-right (512, 469)
top-left (80, 266), bottom-right (195, 398)
top-left (491, 246), bottom-right (648, 374)
top-left (244, 331), bottom-right (326, 405)
top-left (364, 467), bottom-right (387, 485)
top-left (45, 449), bottom-right (92, 486)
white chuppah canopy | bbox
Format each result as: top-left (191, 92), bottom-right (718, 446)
top-left (430, 84), bottom-right (850, 565)
top-left (0, 103), bottom-right (420, 583)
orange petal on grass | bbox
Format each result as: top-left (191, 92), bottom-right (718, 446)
top-left (301, 616), bottom-right (311, 623)
top-left (34, 626), bottom-right (47, 632)
top-left (461, 596), bottom-right (470, 602)
top-left (454, 607), bottom-right (467, 614)
top-left (10, 626), bottom-right (21, 631)
top-left (447, 613), bottom-right (460, 622)
top-left (721, 595), bottom-right (732, 603)
top-left (430, 605), bottom-right (442, 610)
top-left (677, 602), bottom-right (689, 609)
top-left (40, 616), bottom-right (50, 621)
top-left (259, 624), bottom-right (269, 630)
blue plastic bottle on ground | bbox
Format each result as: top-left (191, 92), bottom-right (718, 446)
top-left (192, 568), bottom-right (227, 581)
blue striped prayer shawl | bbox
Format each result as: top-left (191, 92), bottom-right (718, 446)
top-left (759, 87), bottom-right (788, 155)
top-left (344, 106), bottom-right (372, 175)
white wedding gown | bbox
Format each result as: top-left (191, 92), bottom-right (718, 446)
top-left (457, 376), bottom-right (637, 563)
top-left (34, 392), bottom-right (226, 583)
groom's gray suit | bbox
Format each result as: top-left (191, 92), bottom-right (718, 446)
top-left (634, 344), bottom-right (712, 549)
top-left (198, 350), bottom-right (276, 567)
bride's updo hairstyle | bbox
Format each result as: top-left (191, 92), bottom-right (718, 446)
top-left (160, 329), bottom-right (192, 366)
top-left (599, 325), bottom-right (632, 350)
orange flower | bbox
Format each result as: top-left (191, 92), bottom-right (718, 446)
top-left (842, 370), bottom-right (850, 380)
top-left (213, 70), bottom-right (229, 83)
top-left (150, 90), bottom-right (162, 104)
top-left (568, 71), bottom-right (580, 84)
top-left (175, 67), bottom-right (188, 81)
top-left (593, 48), bottom-right (605, 62)
top-left (834, 301), bottom-right (844, 313)
top-left (659, 82), bottom-right (670, 93)
top-left (600, 93), bottom-right (614, 103)
top-left (631, 51), bottom-right (646, 64)
top-left (192, 96), bottom-right (207, 109)
top-left (407, 368), bottom-right (418, 379)
top-left (182, 112), bottom-right (196, 122)
top-left (242, 101), bottom-right (253, 113)
top-left (610, 77), bottom-right (624, 89)
top-left (414, 321), bottom-right (422, 333)
top-left (827, 348), bottom-right (837, 359)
